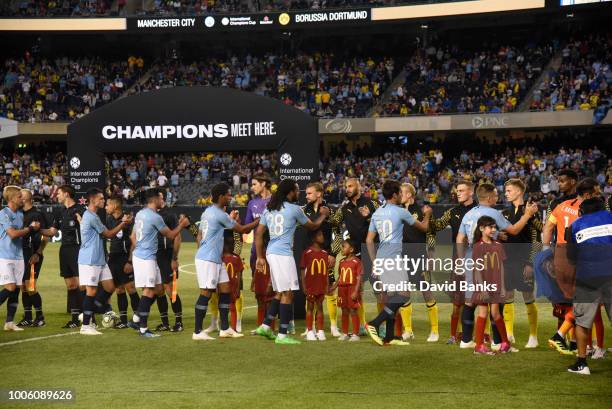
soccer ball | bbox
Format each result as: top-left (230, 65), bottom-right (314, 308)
top-left (102, 311), bottom-right (119, 328)
top-left (280, 153), bottom-right (292, 166)
top-left (69, 157), bottom-right (80, 169)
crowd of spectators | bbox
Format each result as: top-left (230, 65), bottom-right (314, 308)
top-left (380, 41), bottom-right (554, 116)
top-left (0, 53), bottom-right (145, 122)
top-left (135, 52), bottom-right (394, 118)
top-left (1, 1), bottom-right (450, 17)
top-left (529, 33), bottom-right (610, 112)
top-left (3, 135), bottom-right (610, 208)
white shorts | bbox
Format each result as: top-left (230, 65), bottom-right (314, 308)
top-left (0, 259), bottom-right (24, 286)
top-left (78, 264), bottom-right (113, 287)
top-left (133, 256), bottom-right (162, 288)
top-left (266, 254), bottom-right (299, 292)
top-left (195, 259), bottom-right (229, 290)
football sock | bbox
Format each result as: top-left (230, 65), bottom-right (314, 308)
top-left (491, 304), bottom-right (505, 344)
top-left (450, 305), bottom-right (461, 338)
top-left (22, 291), bottom-right (32, 321)
top-left (31, 293), bottom-right (43, 319)
top-left (68, 289), bottom-right (80, 322)
top-left (257, 304), bottom-right (266, 326)
top-left (326, 294), bottom-right (338, 328)
top-left (218, 292), bottom-right (231, 331)
top-left (485, 310), bottom-right (491, 339)
top-left (475, 316), bottom-right (486, 346)
top-left (208, 292), bottom-right (219, 324)
top-left (6, 288), bottom-right (20, 322)
top-left (594, 307), bottom-right (604, 348)
top-left (117, 292), bottom-right (128, 324)
top-left (384, 316), bottom-right (395, 342)
top-left (504, 302), bottom-right (514, 338)
top-left (171, 294), bottom-right (182, 325)
top-left (235, 292), bottom-right (243, 323)
top-left (526, 302), bottom-right (538, 337)
top-left (427, 301), bottom-right (439, 334)
top-left (137, 295), bottom-right (155, 332)
top-left (341, 312), bottom-right (349, 335)
top-left (78, 289), bottom-right (86, 312)
top-left (370, 303), bottom-right (401, 329)
top-left (376, 302), bottom-right (385, 314)
top-left (94, 289), bottom-right (113, 313)
top-left (194, 294), bottom-right (210, 334)
top-left (351, 313), bottom-right (360, 335)
top-left (129, 291), bottom-right (140, 312)
top-left (230, 302), bottom-right (237, 330)
top-left (357, 302), bottom-right (366, 325)
top-left (315, 308), bottom-right (324, 331)
top-left (400, 303), bottom-right (413, 333)
top-left (461, 305), bottom-right (475, 343)
top-left (82, 295), bottom-right (95, 326)
top-left (495, 317), bottom-right (509, 344)
top-left (306, 310), bottom-right (313, 331)
top-left (263, 298), bottom-right (280, 326)
top-left (0, 288), bottom-right (10, 305)
top-left (278, 303), bottom-right (291, 336)
top-left (156, 295), bottom-right (169, 326)
top-left (395, 312), bottom-right (402, 337)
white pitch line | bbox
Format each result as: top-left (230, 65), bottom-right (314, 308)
top-left (0, 331), bottom-right (79, 347)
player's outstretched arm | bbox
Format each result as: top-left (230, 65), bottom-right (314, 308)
top-left (101, 213), bottom-right (132, 239)
top-left (254, 224), bottom-right (267, 272)
top-left (504, 202), bottom-right (538, 236)
top-left (541, 219), bottom-right (556, 249)
top-left (455, 232), bottom-right (467, 258)
top-left (303, 206), bottom-right (330, 231)
top-left (160, 215), bottom-right (190, 240)
top-left (429, 209), bottom-right (451, 233)
top-left (365, 231), bottom-right (377, 263)
top-left (412, 205), bottom-right (432, 233)
top-left (232, 216), bottom-right (259, 234)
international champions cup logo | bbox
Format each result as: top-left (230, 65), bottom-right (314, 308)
top-left (310, 258), bottom-right (327, 276)
top-left (280, 153), bottom-right (292, 166)
top-left (69, 157), bottom-right (81, 169)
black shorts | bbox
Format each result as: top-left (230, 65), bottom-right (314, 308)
top-left (156, 251), bottom-right (176, 284)
top-left (22, 250), bottom-right (43, 281)
top-left (504, 260), bottom-right (534, 292)
top-left (108, 253), bottom-right (134, 286)
top-left (59, 245), bottom-right (79, 278)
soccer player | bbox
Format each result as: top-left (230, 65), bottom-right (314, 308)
top-left (245, 173), bottom-right (273, 335)
top-left (365, 180), bottom-right (432, 346)
top-left (566, 198), bottom-right (612, 375)
top-left (254, 178), bottom-right (329, 345)
top-left (155, 190), bottom-right (183, 332)
top-left (78, 188), bottom-right (132, 335)
top-left (55, 185), bottom-right (85, 328)
top-left (300, 229), bottom-right (329, 341)
top-left (105, 196), bottom-right (139, 329)
top-left (0, 186), bottom-right (40, 331)
top-left (502, 179), bottom-right (541, 348)
top-left (399, 183), bottom-right (439, 343)
top-left (455, 183), bottom-right (538, 349)
top-left (329, 178), bottom-right (378, 337)
top-left (222, 237), bottom-right (243, 332)
top-left (18, 189), bottom-right (56, 328)
top-left (429, 180), bottom-right (476, 344)
top-left (333, 239), bottom-right (362, 341)
top-left (193, 183), bottom-right (258, 341)
top-left (471, 216), bottom-right (512, 355)
top-left (543, 178), bottom-right (599, 354)
top-left (130, 188), bottom-right (190, 338)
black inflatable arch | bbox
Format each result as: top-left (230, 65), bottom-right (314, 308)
top-left (67, 87), bottom-right (319, 199)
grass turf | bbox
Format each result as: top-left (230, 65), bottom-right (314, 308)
top-left (0, 243), bottom-right (611, 409)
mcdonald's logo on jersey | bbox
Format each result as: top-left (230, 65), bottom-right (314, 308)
top-left (310, 258), bottom-right (327, 276)
top-left (225, 262), bottom-right (236, 279)
top-left (340, 267), bottom-right (354, 284)
top-left (485, 252), bottom-right (501, 271)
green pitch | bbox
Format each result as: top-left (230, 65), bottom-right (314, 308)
top-left (0, 243), bottom-right (610, 409)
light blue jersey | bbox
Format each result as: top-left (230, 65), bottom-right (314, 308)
top-left (0, 207), bottom-right (24, 260)
top-left (78, 209), bottom-right (107, 266)
top-left (368, 203), bottom-right (416, 258)
top-left (261, 202), bottom-right (309, 256)
top-left (133, 208), bottom-right (168, 260)
top-left (459, 205), bottom-right (510, 246)
top-left (195, 205), bottom-right (236, 264)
